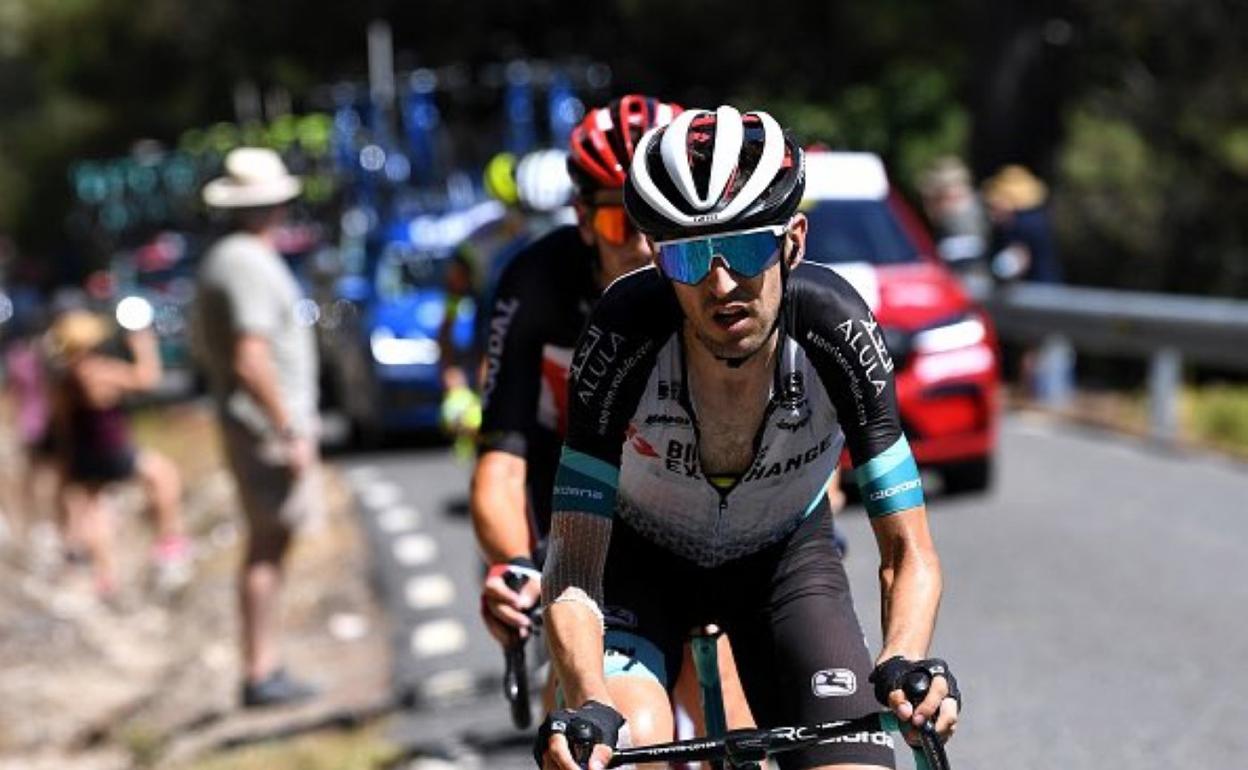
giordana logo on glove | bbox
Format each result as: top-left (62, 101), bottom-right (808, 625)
top-left (533, 700), bottom-right (626, 767)
top-left (868, 656), bottom-right (963, 712)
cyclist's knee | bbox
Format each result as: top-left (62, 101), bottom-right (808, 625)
top-left (606, 675), bottom-right (673, 748)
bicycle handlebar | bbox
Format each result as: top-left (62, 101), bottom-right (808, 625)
top-left (607, 713), bottom-right (948, 770)
top-left (604, 670), bottom-right (951, 770)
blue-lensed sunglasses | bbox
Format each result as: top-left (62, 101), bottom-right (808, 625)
top-left (655, 224), bottom-right (787, 285)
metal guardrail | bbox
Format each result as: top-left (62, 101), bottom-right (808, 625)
top-left (974, 282), bottom-right (1248, 442)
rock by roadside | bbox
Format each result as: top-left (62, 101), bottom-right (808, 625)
top-left (0, 404), bottom-right (391, 770)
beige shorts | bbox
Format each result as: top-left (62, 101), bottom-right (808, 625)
top-left (220, 419), bottom-right (324, 538)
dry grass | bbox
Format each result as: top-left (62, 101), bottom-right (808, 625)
top-left (171, 725), bottom-right (399, 770)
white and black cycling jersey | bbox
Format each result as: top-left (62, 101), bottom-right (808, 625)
top-left (553, 260), bottom-right (925, 568)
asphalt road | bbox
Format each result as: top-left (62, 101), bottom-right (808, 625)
top-left (339, 413), bottom-right (1248, 769)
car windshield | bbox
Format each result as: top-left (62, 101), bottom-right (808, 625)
top-left (374, 243), bottom-right (450, 301)
top-left (804, 199), bottom-right (920, 265)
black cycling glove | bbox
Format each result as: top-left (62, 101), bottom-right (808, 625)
top-left (533, 700), bottom-right (626, 768)
top-left (869, 656), bottom-right (963, 711)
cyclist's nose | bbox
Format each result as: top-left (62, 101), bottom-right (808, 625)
top-left (705, 257), bottom-right (738, 297)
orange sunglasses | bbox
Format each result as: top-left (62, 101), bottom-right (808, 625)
top-left (590, 205), bottom-right (635, 246)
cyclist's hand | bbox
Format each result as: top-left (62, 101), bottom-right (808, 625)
top-left (481, 561), bottom-right (542, 645)
top-left (533, 701), bottom-right (624, 770)
top-left (870, 656), bottom-right (962, 744)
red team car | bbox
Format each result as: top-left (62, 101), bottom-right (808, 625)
top-left (803, 151), bottom-right (1000, 493)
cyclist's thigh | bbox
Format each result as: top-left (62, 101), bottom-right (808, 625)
top-left (723, 507), bottom-right (896, 770)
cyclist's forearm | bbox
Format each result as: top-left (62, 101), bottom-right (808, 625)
top-left (545, 600), bottom-right (612, 707)
top-left (470, 452), bottom-right (532, 563)
top-left (878, 548), bottom-right (942, 660)
top-left (875, 507), bottom-right (943, 661)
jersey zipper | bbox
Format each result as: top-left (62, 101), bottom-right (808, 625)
top-left (675, 330), bottom-right (787, 556)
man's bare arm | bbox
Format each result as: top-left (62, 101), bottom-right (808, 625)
top-left (541, 510), bottom-right (616, 709)
top-left (232, 333), bottom-right (292, 433)
top-left (470, 450), bottom-right (532, 563)
top-left (871, 504), bottom-right (943, 661)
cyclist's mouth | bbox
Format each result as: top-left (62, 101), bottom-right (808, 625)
top-left (711, 306), bottom-right (751, 331)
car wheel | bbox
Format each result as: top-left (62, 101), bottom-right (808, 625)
top-left (942, 457), bottom-right (993, 495)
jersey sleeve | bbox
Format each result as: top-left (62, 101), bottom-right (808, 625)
top-left (790, 263), bottom-right (925, 517)
top-left (476, 255), bottom-right (546, 457)
top-left (551, 267), bottom-right (674, 518)
top-left (543, 268), bottom-right (674, 609)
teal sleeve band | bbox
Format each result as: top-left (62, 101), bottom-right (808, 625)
top-left (552, 446), bottom-right (619, 518)
top-left (855, 435), bottom-right (925, 517)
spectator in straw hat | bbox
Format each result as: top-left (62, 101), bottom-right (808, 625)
top-left (918, 156), bottom-right (990, 276)
top-left (982, 164), bottom-right (1063, 284)
top-left (193, 147), bottom-right (322, 708)
top-left (46, 309), bottom-right (190, 599)
top-left (983, 164), bottom-right (1071, 400)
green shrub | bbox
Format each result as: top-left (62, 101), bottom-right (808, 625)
top-left (1188, 385), bottom-right (1248, 453)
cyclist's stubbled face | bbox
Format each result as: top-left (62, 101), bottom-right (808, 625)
top-left (577, 189), bottom-right (655, 287)
top-left (670, 215), bottom-right (807, 362)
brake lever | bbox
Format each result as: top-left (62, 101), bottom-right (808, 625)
top-left (903, 670), bottom-right (951, 770)
top-left (501, 569), bottom-right (533, 728)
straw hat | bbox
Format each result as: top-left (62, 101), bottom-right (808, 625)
top-left (982, 164), bottom-right (1048, 210)
top-left (46, 310), bottom-right (113, 360)
top-left (201, 147), bottom-right (302, 209)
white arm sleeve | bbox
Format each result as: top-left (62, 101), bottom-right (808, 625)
top-left (541, 510), bottom-right (614, 610)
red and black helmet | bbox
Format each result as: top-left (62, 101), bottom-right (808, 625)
top-left (567, 94), bottom-right (682, 199)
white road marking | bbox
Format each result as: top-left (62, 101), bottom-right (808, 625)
top-left (378, 505), bottom-right (422, 533)
top-left (405, 574), bottom-right (456, 609)
top-left (393, 533), bottom-right (439, 566)
top-left (346, 465), bottom-right (381, 485)
top-left (421, 668), bottom-right (477, 700)
top-left (328, 612), bottom-right (371, 641)
top-left (411, 619), bottom-right (468, 657)
top-left (360, 481), bottom-right (403, 509)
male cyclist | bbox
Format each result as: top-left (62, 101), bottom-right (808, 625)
top-left (535, 107), bottom-right (961, 770)
top-left (476, 95), bottom-right (754, 739)
top-left (472, 95), bottom-right (680, 643)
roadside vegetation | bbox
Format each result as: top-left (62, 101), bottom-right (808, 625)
top-left (1186, 385), bottom-right (1248, 458)
top-left (174, 726), bottom-right (398, 770)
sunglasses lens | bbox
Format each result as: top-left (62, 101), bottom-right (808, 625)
top-left (657, 229), bottom-right (782, 285)
top-left (593, 206), bottom-right (630, 245)
top-left (657, 240), bottom-right (713, 284)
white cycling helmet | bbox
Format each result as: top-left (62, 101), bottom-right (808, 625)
top-left (515, 148), bottom-right (574, 213)
top-left (624, 106), bottom-right (805, 241)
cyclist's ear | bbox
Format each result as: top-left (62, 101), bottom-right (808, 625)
top-left (574, 201), bottom-right (597, 247)
top-left (786, 213), bottom-right (808, 267)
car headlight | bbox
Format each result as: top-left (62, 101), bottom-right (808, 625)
top-left (370, 328), bottom-right (440, 365)
top-left (912, 315), bottom-right (986, 355)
